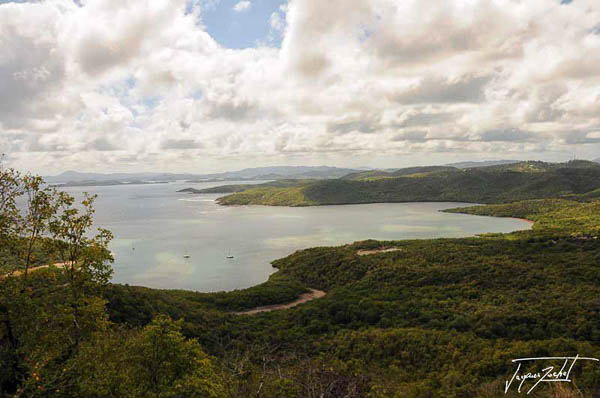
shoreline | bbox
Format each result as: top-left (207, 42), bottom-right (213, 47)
top-left (516, 218), bottom-right (535, 225)
top-left (212, 198), bottom-right (485, 208)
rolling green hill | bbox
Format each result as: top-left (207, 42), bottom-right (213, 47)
top-left (216, 186), bottom-right (315, 206)
top-left (177, 179), bottom-right (312, 194)
top-left (209, 160), bottom-right (600, 206)
top-left (342, 165), bottom-right (457, 180)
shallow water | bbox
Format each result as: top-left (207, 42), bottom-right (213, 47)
top-left (60, 181), bottom-right (531, 292)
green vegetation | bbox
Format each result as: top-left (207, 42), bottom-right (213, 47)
top-left (106, 198), bottom-right (600, 397)
top-left (444, 198), bottom-right (600, 237)
top-left (213, 160), bottom-right (600, 206)
top-left (179, 179), bottom-right (313, 194)
top-left (72, 315), bottom-right (226, 398)
top-left (216, 186), bottom-right (316, 206)
top-left (0, 164), bottom-right (226, 397)
top-left (3, 162), bottom-right (600, 396)
top-left (105, 275), bottom-right (308, 326)
top-left (341, 166), bottom-right (456, 181)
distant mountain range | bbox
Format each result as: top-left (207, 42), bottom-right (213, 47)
top-left (44, 171), bottom-right (199, 187)
top-left (47, 160), bottom-right (599, 188)
top-left (45, 166), bottom-right (363, 187)
top-left (45, 171), bottom-right (200, 183)
top-left (183, 166), bottom-right (362, 182)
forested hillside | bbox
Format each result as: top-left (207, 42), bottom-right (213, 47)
top-left (209, 160), bottom-right (600, 206)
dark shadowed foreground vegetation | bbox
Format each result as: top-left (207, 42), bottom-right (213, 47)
top-left (2, 162), bottom-right (600, 397)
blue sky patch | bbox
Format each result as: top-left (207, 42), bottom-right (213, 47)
top-left (198, 0), bottom-right (287, 48)
top-left (0, 0), bottom-right (287, 48)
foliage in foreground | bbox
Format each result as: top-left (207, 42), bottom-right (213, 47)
top-left (72, 315), bottom-right (226, 398)
top-left (0, 164), bottom-right (225, 397)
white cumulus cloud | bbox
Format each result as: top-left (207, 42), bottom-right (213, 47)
top-left (233, 1), bottom-right (251, 12)
top-left (1, 0), bottom-right (599, 174)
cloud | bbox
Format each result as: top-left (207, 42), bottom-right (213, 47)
top-left (395, 112), bottom-right (455, 128)
top-left (391, 130), bottom-right (428, 143)
top-left (71, 0), bottom-right (192, 76)
top-left (270, 11), bottom-right (284, 31)
top-left (479, 128), bottom-right (536, 142)
top-left (1, 0), bottom-right (600, 174)
top-left (88, 137), bottom-right (119, 151)
top-left (161, 138), bottom-right (203, 149)
top-left (561, 130), bottom-right (600, 144)
top-left (233, 1), bottom-right (251, 12)
top-left (327, 117), bottom-right (379, 134)
top-left (0, 2), bottom-right (68, 128)
top-left (394, 75), bottom-right (492, 105)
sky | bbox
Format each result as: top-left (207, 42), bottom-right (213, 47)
top-left (0, 0), bottom-right (599, 174)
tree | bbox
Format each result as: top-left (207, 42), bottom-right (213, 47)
top-left (49, 191), bottom-right (114, 348)
top-left (20, 175), bottom-right (59, 280)
top-left (0, 160), bottom-right (22, 273)
top-left (0, 162), bottom-right (26, 395)
top-left (71, 315), bottom-right (227, 398)
top-left (0, 166), bottom-right (115, 396)
top-left (128, 315), bottom-right (226, 398)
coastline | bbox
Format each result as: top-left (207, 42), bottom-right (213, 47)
top-left (516, 218), bottom-right (535, 225)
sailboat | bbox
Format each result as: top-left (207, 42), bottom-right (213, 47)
top-left (226, 249), bottom-right (234, 259)
top-left (183, 247), bottom-right (190, 259)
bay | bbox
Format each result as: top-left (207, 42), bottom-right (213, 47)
top-left (60, 181), bottom-right (531, 292)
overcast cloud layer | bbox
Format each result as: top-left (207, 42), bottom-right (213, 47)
top-left (1, 0), bottom-right (599, 173)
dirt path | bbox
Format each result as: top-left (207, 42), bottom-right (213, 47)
top-left (234, 288), bottom-right (326, 315)
top-left (356, 247), bottom-right (403, 256)
top-left (0, 262), bottom-right (67, 280)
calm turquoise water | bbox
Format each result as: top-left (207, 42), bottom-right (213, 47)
top-left (61, 181), bottom-right (531, 292)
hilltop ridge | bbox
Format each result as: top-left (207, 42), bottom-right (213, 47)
top-left (182, 160), bottom-right (600, 206)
